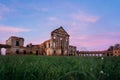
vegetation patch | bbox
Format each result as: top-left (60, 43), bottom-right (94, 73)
top-left (0, 55), bottom-right (120, 80)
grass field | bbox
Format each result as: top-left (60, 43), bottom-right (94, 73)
top-left (0, 55), bottom-right (120, 80)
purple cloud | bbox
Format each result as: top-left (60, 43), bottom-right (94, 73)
top-left (69, 32), bottom-right (120, 50)
top-left (0, 25), bottom-right (31, 33)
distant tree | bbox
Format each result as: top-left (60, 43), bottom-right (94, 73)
top-left (108, 44), bottom-right (120, 51)
top-left (114, 44), bottom-right (120, 49)
top-left (107, 46), bottom-right (114, 51)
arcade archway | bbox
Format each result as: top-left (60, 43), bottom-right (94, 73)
top-left (0, 44), bottom-right (11, 55)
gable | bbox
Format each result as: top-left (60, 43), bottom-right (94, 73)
top-left (51, 27), bottom-right (69, 36)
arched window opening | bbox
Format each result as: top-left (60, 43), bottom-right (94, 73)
top-left (49, 43), bottom-right (50, 48)
top-left (36, 50), bottom-right (38, 55)
top-left (53, 36), bottom-right (56, 39)
top-left (1, 48), bottom-right (6, 55)
top-left (54, 50), bottom-right (56, 55)
top-left (53, 42), bottom-right (55, 48)
top-left (30, 51), bottom-right (32, 54)
top-left (107, 53), bottom-right (109, 56)
top-left (24, 50), bottom-right (26, 55)
top-left (16, 41), bottom-right (19, 46)
top-left (111, 53), bottom-right (113, 56)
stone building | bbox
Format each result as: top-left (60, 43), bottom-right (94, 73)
top-left (39, 27), bottom-right (76, 56)
top-left (76, 44), bottom-right (120, 56)
top-left (41, 27), bottom-right (70, 56)
top-left (77, 51), bottom-right (106, 56)
top-left (5, 37), bottom-right (42, 55)
top-left (1, 26), bottom-right (119, 56)
top-left (69, 45), bottom-right (77, 56)
top-left (6, 36), bottom-right (25, 55)
top-left (0, 44), bottom-right (11, 55)
top-left (107, 44), bottom-right (120, 56)
top-left (4, 27), bottom-right (77, 56)
top-left (26, 43), bottom-right (40, 55)
top-left (112, 49), bottom-right (120, 56)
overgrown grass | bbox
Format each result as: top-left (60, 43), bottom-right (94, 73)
top-left (0, 55), bottom-right (120, 80)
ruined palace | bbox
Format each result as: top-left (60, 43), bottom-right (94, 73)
top-left (0, 27), bottom-right (76, 56)
top-left (0, 27), bottom-right (120, 56)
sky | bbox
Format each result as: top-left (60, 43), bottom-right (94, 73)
top-left (0, 0), bottom-right (120, 51)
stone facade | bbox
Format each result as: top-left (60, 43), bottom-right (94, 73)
top-left (107, 44), bottom-right (120, 56)
top-left (77, 44), bottom-right (120, 56)
top-left (6, 36), bottom-right (24, 55)
top-left (0, 44), bottom-right (11, 55)
top-left (41, 27), bottom-right (70, 56)
top-left (69, 45), bottom-right (76, 56)
top-left (4, 27), bottom-right (77, 56)
top-left (39, 27), bottom-right (76, 56)
top-left (77, 51), bottom-right (106, 56)
top-left (0, 26), bottom-right (120, 56)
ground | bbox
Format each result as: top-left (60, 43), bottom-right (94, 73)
top-left (0, 55), bottom-right (120, 80)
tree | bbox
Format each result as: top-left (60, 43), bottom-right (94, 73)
top-left (107, 46), bottom-right (114, 51)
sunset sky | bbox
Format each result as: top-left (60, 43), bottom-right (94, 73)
top-left (0, 0), bottom-right (120, 51)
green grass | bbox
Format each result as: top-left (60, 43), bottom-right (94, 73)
top-left (0, 55), bottom-right (120, 80)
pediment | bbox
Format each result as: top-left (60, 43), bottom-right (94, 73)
top-left (51, 27), bottom-right (69, 36)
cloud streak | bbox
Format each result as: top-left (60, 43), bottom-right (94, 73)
top-left (0, 26), bottom-right (31, 33)
top-left (48, 17), bottom-right (57, 21)
top-left (0, 25), bottom-right (31, 44)
top-left (71, 12), bottom-right (100, 23)
top-left (70, 32), bottom-right (120, 50)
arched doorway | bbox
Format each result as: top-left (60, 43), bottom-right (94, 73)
top-left (24, 50), bottom-right (26, 55)
top-left (54, 50), bottom-right (56, 55)
top-left (36, 50), bottom-right (38, 55)
top-left (30, 51), bottom-right (32, 54)
top-left (61, 49), bottom-right (64, 55)
top-left (107, 53), bottom-right (109, 56)
top-left (0, 44), bottom-right (11, 55)
top-left (16, 41), bottom-right (19, 46)
top-left (111, 53), bottom-right (113, 56)
top-left (16, 50), bottom-right (19, 54)
top-left (1, 48), bottom-right (6, 55)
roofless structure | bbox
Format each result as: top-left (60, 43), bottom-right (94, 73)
top-left (0, 27), bottom-right (120, 56)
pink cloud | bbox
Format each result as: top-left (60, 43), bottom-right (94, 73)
top-left (0, 25), bottom-right (31, 33)
top-left (0, 25), bottom-right (31, 44)
top-left (69, 32), bottom-right (120, 51)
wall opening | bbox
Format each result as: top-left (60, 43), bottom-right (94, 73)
top-left (1, 48), bottom-right (6, 55)
top-left (16, 50), bottom-right (19, 54)
top-left (24, 50), bottom-right (26, 55)
top-left (36, 50), bottom-right (38, 55)
top-left (54, 50), bottom-right (56, 55)
top-left (49, 43), bottom-right (50, 48)
top-left (16, 41), bottom-right (19, 46)
top-left (111, 53), bottom-right (113, 56)
top-left (30, 51), bottom-right (32, 54)
top-left (107, 53), bottom-right (109, 56)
